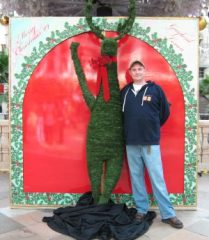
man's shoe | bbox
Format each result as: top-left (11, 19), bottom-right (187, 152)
top-left (162, 217), bottom-right (183, 229)
top-left (135, 213), bottom-right (146, 223)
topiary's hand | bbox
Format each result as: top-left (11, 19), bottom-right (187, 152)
top-left (70, 42), bottom-right (80, 51)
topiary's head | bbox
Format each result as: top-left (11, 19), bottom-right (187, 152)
top-left (101, 38), bottom-right (117, 56)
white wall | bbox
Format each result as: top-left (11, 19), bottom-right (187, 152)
top-left (0, 24), bottom-right (8, 49)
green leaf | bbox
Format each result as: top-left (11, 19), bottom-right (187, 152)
top-left (200, 75), bottom-right (209, 99)
top-left (0, 51), bottom-right (8, 83)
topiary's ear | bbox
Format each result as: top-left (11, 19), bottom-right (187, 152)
top-left (85, 0), bottom-right (136, 41)
top-left (115, 0), bottom-right (136, 41)
top-left (85, 0), bottom-right (105, 40)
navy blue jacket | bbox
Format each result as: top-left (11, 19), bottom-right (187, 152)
top-left (121, 81), bottom-right (170, 145)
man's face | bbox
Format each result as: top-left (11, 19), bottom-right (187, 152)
top-left (129, 64), bottom-right (145, 83)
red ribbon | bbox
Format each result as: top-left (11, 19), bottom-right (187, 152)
top-left (91, 56), bottom-right (117, 102)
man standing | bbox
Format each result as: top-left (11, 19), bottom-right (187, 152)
top-left (121, 60), bottom-right (183, 229)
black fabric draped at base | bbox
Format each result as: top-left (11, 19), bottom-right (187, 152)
top-left (43, 192), bottom-right (156, 240)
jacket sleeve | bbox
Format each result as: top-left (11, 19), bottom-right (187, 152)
top-left (159, 87), bottom-right (170, 126)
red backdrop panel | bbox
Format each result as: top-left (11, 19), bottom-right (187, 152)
top-left (23, 32), bottom-right (184, 194)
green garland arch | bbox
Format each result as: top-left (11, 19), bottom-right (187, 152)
top-left (11, 17), bottom-right (197, 207)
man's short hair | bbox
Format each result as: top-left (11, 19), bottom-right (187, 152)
top-left (129, 60), bottom-right (145, 70)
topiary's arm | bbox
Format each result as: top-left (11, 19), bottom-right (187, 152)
top-left (70, 42), bottom-right (95, 110)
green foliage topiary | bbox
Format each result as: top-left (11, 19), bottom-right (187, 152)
top-left (70, 0), bottom-right (136, 204)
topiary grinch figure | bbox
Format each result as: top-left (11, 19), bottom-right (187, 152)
top-left (70, 0), bottom-right (135, 204)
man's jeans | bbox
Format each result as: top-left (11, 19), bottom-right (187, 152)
top-left (126, 145), bottom-right (175, 219)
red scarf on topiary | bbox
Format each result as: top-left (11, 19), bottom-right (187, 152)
top-left (91, 56), bottom-right (117, 102)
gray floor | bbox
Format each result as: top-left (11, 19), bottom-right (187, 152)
top-left (0, 172), bottom-right (209, 240)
